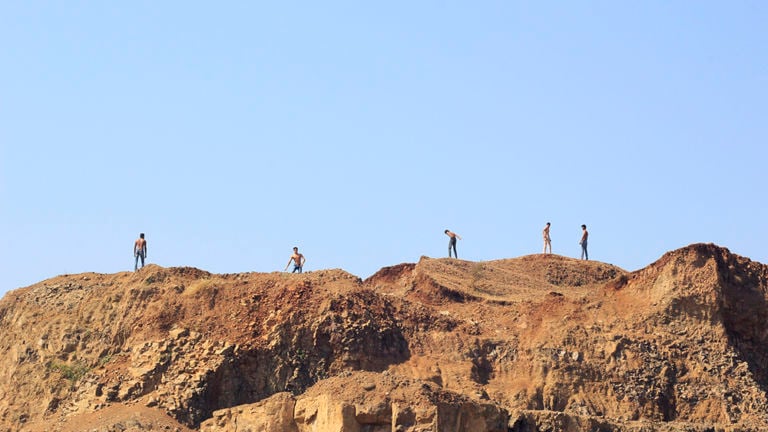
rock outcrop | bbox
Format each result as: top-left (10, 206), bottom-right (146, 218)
top-left (1, 243), bottom-right (766, 431)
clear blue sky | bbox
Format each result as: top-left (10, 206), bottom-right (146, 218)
top-left (2, 2), bottom-right (767, 295)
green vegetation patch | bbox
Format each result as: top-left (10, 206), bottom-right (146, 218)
top-left (47, 361), bottom-right (90, 382)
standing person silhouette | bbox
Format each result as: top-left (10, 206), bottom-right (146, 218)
top-left (579, 225), bottom-right (589, 260)
top-left (134, 233), bottom-right (147, 271)
top-left (285, 247), bottom-right (306, 273)
top-left (445, 229), bottom-right (461, 258)
top-left (543, 222), bottom-right (552, 254)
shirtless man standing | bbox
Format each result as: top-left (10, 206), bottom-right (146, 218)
top-left (445, 229), bottom-right (462, 258)
top-left (134, 233), bottom-right (147, 271)
top-left (285, 247), bottom-right (306, 273)
top-left (543, 222), bottom-right (552, 254)
top-left (579, 225), bottom-right (589, 260)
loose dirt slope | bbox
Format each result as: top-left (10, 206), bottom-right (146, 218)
top-left (1, 243), bottom-right (766, 431)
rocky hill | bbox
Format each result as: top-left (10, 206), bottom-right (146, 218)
top-left (1, 243), bottom-right (767, 431)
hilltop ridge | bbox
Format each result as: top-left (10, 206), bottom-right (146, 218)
top-left (1, 243), bottom-right (767, 431)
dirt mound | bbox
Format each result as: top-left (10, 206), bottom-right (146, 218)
top-left (411, 254), bottom-right (625, 302)
top-left (25, 404), bottom-right (195, 432)
top-left (2, 244), bottom-right (768, 431)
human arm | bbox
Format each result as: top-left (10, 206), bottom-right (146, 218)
top-left (446, 230), bottom-right (461, 240)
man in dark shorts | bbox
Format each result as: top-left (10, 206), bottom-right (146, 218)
top-left (285, 247), bottom-right (306, 273)
top-left (445, 229), bottom-right (462, 258)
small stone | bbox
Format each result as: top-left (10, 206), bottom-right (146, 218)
top-left (168, 328), bottom-right (189, 340)
top-left (216, 345), bottom-right (235, 356)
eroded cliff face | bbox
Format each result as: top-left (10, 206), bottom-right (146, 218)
top-left (1, 243), bottom-right (767, 431)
